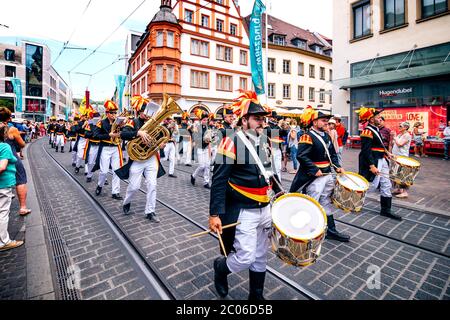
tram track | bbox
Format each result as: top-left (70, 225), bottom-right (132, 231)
top-left (41, 144), bottom-right (176, 300)
top-left (166, 164), bottom-right (450, 259)
top-left (43, 143), bottom-right (319, 300)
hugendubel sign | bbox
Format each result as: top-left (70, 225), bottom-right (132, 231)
top-left (379, 87), bottom-right (413, 98)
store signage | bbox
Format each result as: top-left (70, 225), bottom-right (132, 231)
top-left (379, 87), bottom-right (413, 98)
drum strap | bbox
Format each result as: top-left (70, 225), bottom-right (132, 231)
top-left (236, 131), bottom-right (272, 185)
top-left (309, 130), bottom-right (335, 167)
top-left (365, 126), bottom-right (389, 153)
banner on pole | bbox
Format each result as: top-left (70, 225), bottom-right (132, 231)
top-left (249, 0), bottom-right (266, 95)
top-left (46, 96), bottom-right (52, 117)
top-left (115, 75), bottom-right (128, 112)
top-left (11, 78), bottom-right (23, 112)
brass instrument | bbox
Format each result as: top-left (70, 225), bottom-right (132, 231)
top-left (127, 93), bottom-right (182, 161)
top-left (110, 110), bottom-right (129, 145)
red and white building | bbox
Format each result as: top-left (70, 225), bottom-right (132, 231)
top-left (129, 0), bottom-right (251, 116)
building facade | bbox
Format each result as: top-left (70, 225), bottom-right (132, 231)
top-left (0, 40), bottom-right (72, 121)
top-left (129, 0), bottom-right (251, 116)
top-left (257, 14), bottom-right (333, 112)
top-left (333, 0), bottom-right (450, 134)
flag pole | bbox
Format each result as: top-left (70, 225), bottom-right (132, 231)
top-left (264, 0), bottom-right (269, 105)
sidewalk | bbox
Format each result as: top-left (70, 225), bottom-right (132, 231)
top-left (281, 148), bottom-right (450, 216)
top-left (0, 141), bottom-right (55, 300)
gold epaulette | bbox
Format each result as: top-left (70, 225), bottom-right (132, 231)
top-left (125, 119), bottom-right (135, 128)
top-left (360, 129), bottom-right (373, 139)
top-left (217, 137), bottom-right (236, 160)
top-left (299, 134), bottom-right (313, 145)
top-left (96, 120), bottom-right (102, 128)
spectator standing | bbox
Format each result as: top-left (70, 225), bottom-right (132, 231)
top-left (288, 120), bottom-right (299, 174)
top-left (279, 120), bottom-right (289, 172)
top-left (334, 114), bottom-right (346, 165)
top-left (443, 120), bottom-right (450, 161)
top-left (392, 122), bottom-right (412, 198)
top-left (378, 116), bottom-right (394, 151)
top-left (0, 123), bottom-right (24, 251)
top-left (0, 108), bottom-right (31, 216)
top-left (327, 119), bottom-right (340, 164)
top-left (413, 122), bottom-right (427, 157)
top-left (40, 122), bottom-right (46, 137)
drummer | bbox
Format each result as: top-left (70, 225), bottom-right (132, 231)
top-left (290, 106), bottom-right (350, 242)
top-left (209, 90), bottom-right (280, 300)
top-left (356, 107), bottom-right (402, 220)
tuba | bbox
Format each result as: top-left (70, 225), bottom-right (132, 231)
top-left (110, 110), bottom-right (129, 145)
top-left (127, 93), bottom-right (182, 161)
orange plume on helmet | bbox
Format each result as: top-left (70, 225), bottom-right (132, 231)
top-left (300, 105), bottom-right (318, 127)
top-left (208, 113), bottom-right (216, 120)
top-left (195, 109), bottom-right (206, 120)
top-left (104, 100), bottom-right (118, 112)
top-left (181, 111), bottom-right (190, 120)
top-left (230, 90), bottom-right (261, 118)
top-left (355, 106), bottom-right (376, 122)
top-left (131, 95), bottom-right (149, 112)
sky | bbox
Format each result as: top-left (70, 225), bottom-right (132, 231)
top-left (0, 0), bottom-right (332, 102)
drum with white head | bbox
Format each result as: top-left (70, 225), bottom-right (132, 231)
top-left (332, 172), bottom-right (369, 213)
top-left (271, 193), bottom-right (327, 267)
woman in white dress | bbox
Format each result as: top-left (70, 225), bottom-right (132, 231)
top-left (392, 122), bottom-right (412, 198)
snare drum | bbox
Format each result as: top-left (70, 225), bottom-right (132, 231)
top-left (331, 172), bottom-right (369, 213)
top-left (389, 156), bottom-right (421, 186)
top-left (271, 193), bottom-right (327, 267)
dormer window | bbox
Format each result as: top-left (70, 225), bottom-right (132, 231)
top-left (273, 35), bottom-right (286, 46)
top-left (310, 44), bottom-right (323, 54)
top-left (292, 39), bottom-right (307, 49)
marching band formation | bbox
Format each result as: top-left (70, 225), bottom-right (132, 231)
top-left (47, 90), bottom-right (420, 300)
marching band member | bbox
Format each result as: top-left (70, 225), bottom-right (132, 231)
top-left (357, 107), bottom-right (402, 220)
top-left (47, 116), bottom-right (57, 148)
top-left (290, 106), bottom-right (350, 242)
top-left (74, 114), bottom-right (89, 175)
top-left (92, 100), bottom-right (123, 200)
top-left (190, 110), bottom-right (211, 189)
top-left (209, 90), bottom-right (280, 300)
top-left (116, 97), bottom-right (166, 223)
top-left (208, 114), bottom-right (219, 168)
top-left (179, 112), bottom-right (193, 167)
top-left (67, 117), bottom-right (78, 166)
top-left (83, 112), bottom-right (101, 183)
top-left (163, 118), bottom-right (177, 178)
top-left (54, 119), bottom-right (67, 153)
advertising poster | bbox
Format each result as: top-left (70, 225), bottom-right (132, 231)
top-left (381, 106), bottom-right (447, 137)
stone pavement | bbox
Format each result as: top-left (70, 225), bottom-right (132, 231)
top-left (0, 143), bottom-right (54, 300)
top-left (159, 162), bottom-right (450, 300)
top-left (281, 148), bottom-right (450, 216)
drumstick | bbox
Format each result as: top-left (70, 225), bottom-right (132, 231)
top-left (217, 231), bottom-right (228, 258)
top-left (332, 164), bottom-right (362, 188)
top-left (189, 222), bottom-right (241, 238)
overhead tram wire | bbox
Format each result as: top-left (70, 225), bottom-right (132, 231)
top-left (69, 0), bottom-right (148, 73)
top-left (51, 0), bottom-right (94, 66)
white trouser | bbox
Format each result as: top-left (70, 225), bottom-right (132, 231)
top-left (226, 206), bottom-right (272, 273)
top-left (71, 141), bottom-right (77, 164)
top-left (192, 148), bottom-right (210, 185)
top-left (0, 188), bottom-right (13, 245)
top-left (76, 137), bottom-right (87, 169)
top-left (98, 146), bottom-right (122, 194)
top-left (272, 148), bottom-right (282, 179)
top-left (210, 145), bottom-right (218, 165)
top-left (306, 174), bottom-right (335, 213)
top-left (49, 133), bottom-right (54, 144)
top-left (164, 142), bottom-right (176, 175)
top-left (182, 140), bottom-right (192, 164)
top-left (86, 144), bottom-right (99, 178)
top-left (337, 146), bottom-right (344, 166)
top-left (55, 135), bottom-right (65, 147)
top-left (123, 156), bottom-right (158, 215)
top-left (369, 158), bottom-right (392, 198)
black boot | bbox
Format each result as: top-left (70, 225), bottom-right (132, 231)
top-left (95, 186), bottom-right (102, 196)
top-left (326, 215), bottom-right (350, 242)
top-left (380, 196), bottom-right (402, 220)
top-left (61, 147), bottom-right (64, 153)
top-left (55, 146), bottom-right (58, 152)
top-left (248, 270), bottom-right (266, 300)
top-left (214, 256), bottom-right (231, 298)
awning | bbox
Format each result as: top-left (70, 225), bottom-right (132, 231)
top-left (333, 61), bottom-right (450, 89)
